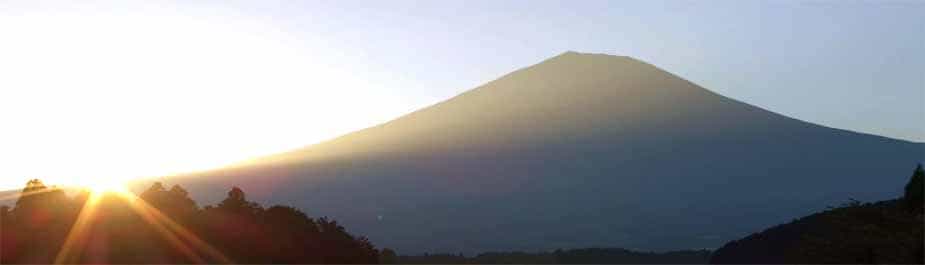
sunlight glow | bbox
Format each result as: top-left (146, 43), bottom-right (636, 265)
top-left (82, 179), bottom-right (129, 193)
top-left (0, 11), bottom-right (411, 189)
top-left (120, 192), bottom-right (233, 264)
top-left (55, 192), bottom-right (104, 264)
top-left (54, 190), bottom-right (231, 264)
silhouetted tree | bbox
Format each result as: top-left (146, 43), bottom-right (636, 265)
top-left (1, 205), bottom-right (9, 220)
top-left (260, 205), bottom-right (319, 263)
top-left (140, 182), bottom-right (166, 197)
top-left (200, 187), bottom-right (269, 263)
top-left (711, 166), bottom-right (925, 264)
top-left (379, 248), bottom-right (397, 264)
top-left (216, 186), bottom-right (262, 215)
top-left (1, 181), bottom-right (379, 264)
top-left (2, 179), bottom-right (78, 263)
top-left (140, 183), bottom-right (199, 225)
top-left (0, 205), bottom-right (12, 263)
top-left (904, 164), bottom-right (923, 212)
top-left (309, 216), bottom-right (378, 264)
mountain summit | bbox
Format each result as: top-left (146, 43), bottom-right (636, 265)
top-left (166, 52), bottom-right (924, 253)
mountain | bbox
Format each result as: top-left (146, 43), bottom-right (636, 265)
top-left (153, 52), bottom-right (924, 254)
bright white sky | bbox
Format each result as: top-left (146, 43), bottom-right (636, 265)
top-left (0, 6), bottom-right (421, 189)
top-left (1, 0), bottom-right (922, 190)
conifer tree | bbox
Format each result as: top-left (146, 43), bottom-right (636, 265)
top-left (904, 164), bottom-right (924, 212)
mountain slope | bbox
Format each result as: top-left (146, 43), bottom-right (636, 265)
top-left (158, 52), bottom-right (924, 253)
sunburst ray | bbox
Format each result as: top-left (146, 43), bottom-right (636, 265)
top-left (116, 192), bottom-right (232, 264)
top-left (54, 193), bottom-right (103, 264)
top-left (52, 190), bottom-right (232, 264)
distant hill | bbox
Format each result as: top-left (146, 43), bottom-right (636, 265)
top-left (710, 166), bottom-right (924, 263)
top-left (154, 52), bottom-right (924, 253)
top-left (395, 248), bottom-right (711, 264)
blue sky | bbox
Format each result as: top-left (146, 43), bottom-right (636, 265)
top-left (1, 0), bottom-right (923, 150)
top-left (272, 0), bottom-right (924, 142)
top-left (343, 0), bottom-right (924, 142)
top-left (203, 0), bottom-right (923, 142)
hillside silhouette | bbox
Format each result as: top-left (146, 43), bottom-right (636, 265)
top-left (2, 165), bottom-right (921, 264)
top-left (393, 248), bottom-right (711, 264)
top-left (0, 179), bottom-right (712, 264)
top-left (0, 180), bottom-right (378, 264)
top-left (160, 52), bottom-right (924, 253)
top-left (710, 165), bottom-right (924, 263)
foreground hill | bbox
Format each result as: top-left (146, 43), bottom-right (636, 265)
top-left (157, 52), bottom-right (924, 253)
top-left (710, 166), bottom-right (924, 263)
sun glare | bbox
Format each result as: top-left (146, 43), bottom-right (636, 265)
top-left (82, 178), bottom-right (129, 193)
top-left (0, 12), bottom-right (410, 190)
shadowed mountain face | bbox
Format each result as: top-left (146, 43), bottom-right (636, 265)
top-left (156, 52), bottom-right (924, 254)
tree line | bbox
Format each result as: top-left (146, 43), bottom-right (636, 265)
top-left (390, 248), bottom-right (711, 264)
top-left (710, 164), bottom-right (924, 263)
top-left (0, 180), bottom-right (378, 264)
top-left (2, 164), bottom-right (920, 264)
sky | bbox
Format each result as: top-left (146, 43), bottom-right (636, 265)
top-left (0, 0), bottom-right (922, 190)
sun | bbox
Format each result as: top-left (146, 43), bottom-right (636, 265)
top-left (82, 178), bottom-right (129, 193)
top-left (0, 13), bottom-right (403, 191)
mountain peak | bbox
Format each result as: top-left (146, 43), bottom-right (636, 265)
top-left (550, 50), bottom-right (636, 62)
top-left (527, 51), bottom-right (654, 82)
